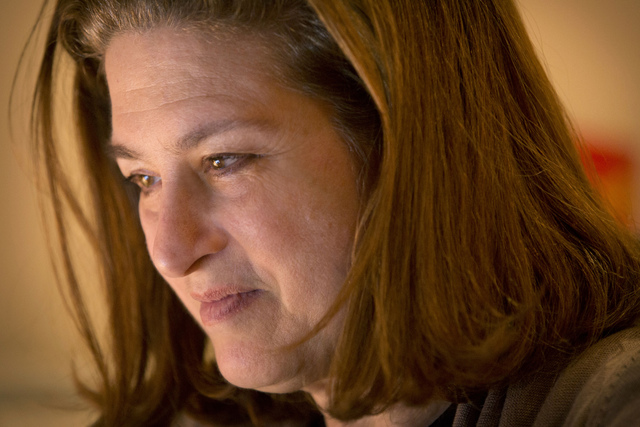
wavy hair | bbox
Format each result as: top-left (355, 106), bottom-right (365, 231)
top-left (30, 0), bottom-right (640, 424)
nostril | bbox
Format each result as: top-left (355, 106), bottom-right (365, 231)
top-left (151, 217), bottom-right (199, 278)
top-left (150, 212), bottom-right (229, 278)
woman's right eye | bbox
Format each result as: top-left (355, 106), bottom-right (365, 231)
top-left (127, 174), bottom-right (161, 192)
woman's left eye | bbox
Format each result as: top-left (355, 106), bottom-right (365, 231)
top-left (205, 154), bottom-right (254, 175)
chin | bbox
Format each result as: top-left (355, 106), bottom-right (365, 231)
top-left (214, 344), bottom-right (309, 394)
top-left (219, 366), bottom-right (307, 395)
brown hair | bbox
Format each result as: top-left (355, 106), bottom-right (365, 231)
top-left (30, 0), bottom-right (640, 424)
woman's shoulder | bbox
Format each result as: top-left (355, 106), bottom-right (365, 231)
top-left (454, 326), bottom-right (640, 426)
top-left (532, 325), bottom-right (640, 426)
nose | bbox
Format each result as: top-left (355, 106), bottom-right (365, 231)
top-left (145, 176), bottom-right (228, 278)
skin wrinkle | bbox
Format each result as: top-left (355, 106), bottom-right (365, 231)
top-left (109, 118), bottom-right (279, 159)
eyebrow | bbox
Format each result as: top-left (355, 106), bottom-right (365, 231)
top-left (108, 118), bottom-right (276, 160)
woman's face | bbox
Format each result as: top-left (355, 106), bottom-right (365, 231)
top-left (106, 28), bottom-right (360, 393)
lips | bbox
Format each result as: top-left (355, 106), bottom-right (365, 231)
top-left (197, 289), bottom-right (262, 326)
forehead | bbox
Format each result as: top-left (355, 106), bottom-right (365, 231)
top-left (105, 27), bottom-right (276, 115)
top-left (105, 28), bottom-right (288, 148)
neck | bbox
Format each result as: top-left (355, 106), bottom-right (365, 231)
top-left (323, 404), bottom-right (451, 427)
top-left (306, 383), bottom-right (451, 427)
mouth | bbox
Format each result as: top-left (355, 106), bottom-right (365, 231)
top-left (199, 289), bottom-right (262, 326)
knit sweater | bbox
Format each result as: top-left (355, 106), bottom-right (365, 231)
top-left (440, 326), bottom-right (640, 426)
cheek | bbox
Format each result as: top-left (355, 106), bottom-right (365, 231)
top-left (230, 156), bottom-right (359, 307)
top-left (138, 203), bottom-right (158, 255)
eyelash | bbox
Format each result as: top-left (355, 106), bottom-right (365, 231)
top-left (125, 153), bottom-right (256, 194)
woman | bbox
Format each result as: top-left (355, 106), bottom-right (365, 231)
top-left (31, 0), bottom-right (640, 425)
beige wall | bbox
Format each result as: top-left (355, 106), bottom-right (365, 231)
top-left (519, 0), bottom-right (640, 141)
top-left (0, 1), bottom-right (94, 425)
top-left (1, 0), bottom-right (638, 424)
top-left (518, 0), bottom-right (640, 225)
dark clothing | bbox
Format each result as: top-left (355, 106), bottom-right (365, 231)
top-left (445, 326), bottom-right (640, 426)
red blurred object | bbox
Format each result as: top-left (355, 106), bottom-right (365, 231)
top-left (580, 141), bottom-right (634, 226)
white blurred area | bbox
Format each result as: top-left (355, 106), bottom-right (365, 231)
top-left (1, 0), bottom-right (639, 425)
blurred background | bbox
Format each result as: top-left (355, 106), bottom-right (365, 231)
top-left (1, 0), bottom-right (639, 425)
top-left (1, 1), bottom-right (98, 426)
